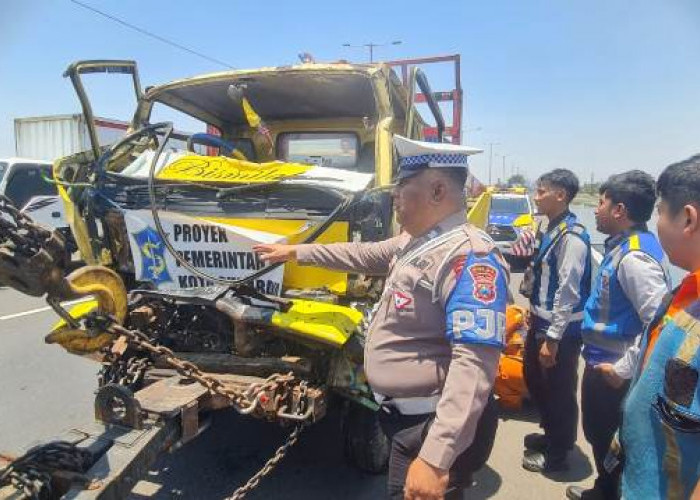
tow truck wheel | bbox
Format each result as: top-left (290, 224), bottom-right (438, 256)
top-left (342, 402), bottom-right (389, 474)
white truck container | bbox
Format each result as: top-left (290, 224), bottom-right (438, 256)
top-left (15, 114), bottom-right (203, 162)
top-left (14, 114), bottom-right (129, 161)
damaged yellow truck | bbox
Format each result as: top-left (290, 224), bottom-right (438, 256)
top-left (0, 57), bottom-right (524, 499)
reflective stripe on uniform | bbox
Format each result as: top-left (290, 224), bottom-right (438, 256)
top-left (530, 305), bottom-right (583, 323)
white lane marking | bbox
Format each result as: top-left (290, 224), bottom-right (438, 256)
top-left (0, 298), bottom-right (93, 321)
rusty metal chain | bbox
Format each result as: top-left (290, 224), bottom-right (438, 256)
top-left (100, 323), bottom-right (307, 499)
top-left (227, 424), bottom-right (303, 500)
top-left (0, 195), bottom-right (308, 498)
top-left (0, 195), bottom-right (51, 256)
top-left (0, 441), bottom-right (92, 500)
top-left (0, 195), bottom-right (69, 297)
top-left (6, 466), bottom-right (51, 500)
top-left (107, 323), bottom-right (263, 411)
top-left (98, 354), bottom-right (152, 390)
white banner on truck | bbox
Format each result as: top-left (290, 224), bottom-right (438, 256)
top-left (123, 210), bottom-right (285, 294)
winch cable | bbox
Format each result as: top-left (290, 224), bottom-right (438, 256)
top-left (145, 124), bottom-right (364, 293)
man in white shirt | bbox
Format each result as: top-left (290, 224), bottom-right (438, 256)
top-left (568, 170), bottom-right (669, 500)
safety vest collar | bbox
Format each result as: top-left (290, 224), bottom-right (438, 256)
top-left (604, 224), bottom-right (648, 253)
top-left (545, 209), bottom-right (572, 232)
top-left (640, 269), bottom-right (700, 369)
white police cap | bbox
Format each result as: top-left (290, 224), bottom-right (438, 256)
top-left (394, 135), bottom-right (482, 180)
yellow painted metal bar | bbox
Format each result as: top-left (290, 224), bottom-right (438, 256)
top-left (467, 190), bottom-right (492, 229)
top-left (268, 299), bottom-right (363, 347)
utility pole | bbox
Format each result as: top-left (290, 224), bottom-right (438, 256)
top-left (487, 142), bottom-right (499, 186)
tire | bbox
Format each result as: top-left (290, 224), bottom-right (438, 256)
top-left (342, 402), bottom-right (390, 474)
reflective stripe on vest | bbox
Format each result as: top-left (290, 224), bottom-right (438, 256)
top-left (582, 231), bottom-right (665, 356)
top-left (530, 214), bottom-right (591, 315)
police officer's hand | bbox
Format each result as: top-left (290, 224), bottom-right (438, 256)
top-left (253, 244), bottom-right (297, 264)
top-left (539, 339), bottom-right (559, 369)
top-left (594, 363), bottom-right (625, 389)
top-left (404, 457), bottom-right (448, 500)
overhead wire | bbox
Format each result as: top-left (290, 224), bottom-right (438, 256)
top-left (68, 0), bottom-right (235, 70)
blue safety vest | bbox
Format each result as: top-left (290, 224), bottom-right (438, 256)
top-left (530, 212), bottom-right (591, 320)
top-left (621, 299), bottom-right (700, 500)
top-left (582, 231), bottom-right (665, 364)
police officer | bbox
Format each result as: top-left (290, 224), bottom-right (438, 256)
top-left (567, 171), bottom-right (669, 500)
top-left (618, 157), bottom-right (700, 499)
top-left (519, 169), bottom-right (592, 473)
top-left (255, 135), bottom-right (509, 500)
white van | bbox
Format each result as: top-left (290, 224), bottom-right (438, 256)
top-left (0, 158), bottom-right (73, 249)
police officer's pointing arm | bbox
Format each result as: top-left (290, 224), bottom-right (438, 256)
top-left (256, 233), bottom-right (409, 276)
top-left (418, 250), bottom-right (508, 470)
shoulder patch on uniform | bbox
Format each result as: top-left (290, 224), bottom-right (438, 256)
top-left (445, 252), bottom-right (507, 348)
top-left (468, 263), bottom-right (499, 304)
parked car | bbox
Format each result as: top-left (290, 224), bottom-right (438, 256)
top-left (485, 187), bottom-right (536, 266)
top-left (0, 158), bottom-right (76, 251)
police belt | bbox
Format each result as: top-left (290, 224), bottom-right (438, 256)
top-left (374, 392), bottom-right (441, 415)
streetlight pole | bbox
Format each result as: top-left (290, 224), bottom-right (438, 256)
top-left (487, 142), bottom-right (499, 186)
top-left (502, 154), bottom-right (508, 185)
top-left (342, 41), bottom-right (402, 63)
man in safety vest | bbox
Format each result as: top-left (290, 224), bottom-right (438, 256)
top-left (255, 136), bottom-right (509, 500)
top-left (567, 171), bottom-right (669, 500)
top-left (520, 169), bottom-right (592, 473)
top-left (617, 156), bottom-right (700, 499)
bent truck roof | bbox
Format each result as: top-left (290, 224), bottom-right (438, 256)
top-left (144, 62), bottom-right (409, 129)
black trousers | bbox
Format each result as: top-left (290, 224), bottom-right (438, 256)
top-left (523, 316), bottom-right (582, 457)
top-left (581, 365), bottom-right (629, 499)
top-left (378, 396), bottom-right (498, 500)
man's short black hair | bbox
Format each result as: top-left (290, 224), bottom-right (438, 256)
top-left (439, 167), bottom-right (468, 191)
top-left (599, 170), bottom-right (656, 223)
top-left (537, 168), bottom-right (579, 202)
top-left (657, 154), bottom-right (700, 215)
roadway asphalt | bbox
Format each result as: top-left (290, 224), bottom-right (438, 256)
top-left (0, 276), bottom-right (594, 499)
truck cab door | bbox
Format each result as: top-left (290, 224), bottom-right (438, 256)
top-left (63, 60), bottom-right (143, 159)
top-left (404, 67), bottom-right (446, 142)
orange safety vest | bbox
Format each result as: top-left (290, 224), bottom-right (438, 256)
top-left (642, 269), bottom-right (700, 368)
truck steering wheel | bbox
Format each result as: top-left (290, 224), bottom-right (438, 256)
top-left (103, 122), bottom-right (171, 168)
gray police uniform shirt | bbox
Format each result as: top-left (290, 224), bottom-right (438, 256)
top-left (296, 211), bottom-right (510, 470)
top-left (611, 251), bottom-right (669, 378)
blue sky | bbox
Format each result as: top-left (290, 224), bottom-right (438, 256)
top-left (2, 0), bottom-right (699, 184)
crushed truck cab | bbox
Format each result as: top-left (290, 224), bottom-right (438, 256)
top-left (0, 57), bottom-right (526, 499)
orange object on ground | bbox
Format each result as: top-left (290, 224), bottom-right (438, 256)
top-left (495, 304), bottom-right (529, 410)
